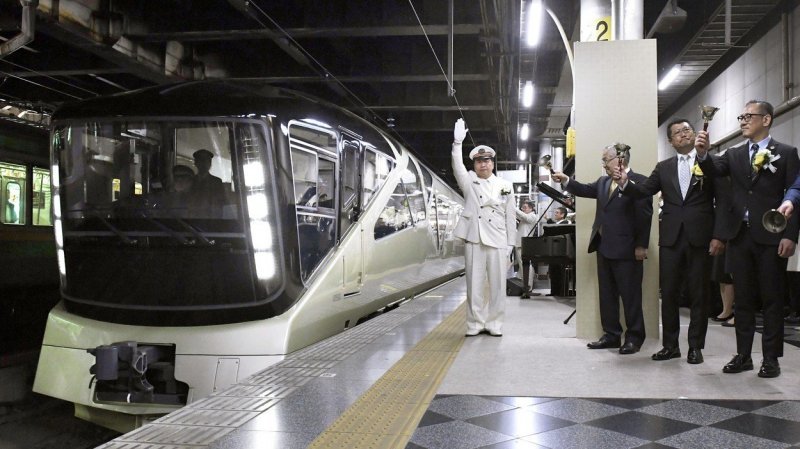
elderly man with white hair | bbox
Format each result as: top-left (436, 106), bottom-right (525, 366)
top-left (451, 119), bottom-right (516, 337)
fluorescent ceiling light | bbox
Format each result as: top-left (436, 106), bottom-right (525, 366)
top-left (526, 0), bottom-right (543, 47)
top-left (658, 65), bottom-right (681, 90)
top-left (522, 81), bottom-right (534, 108)
top-left (520, 123), bottom-right (530, 141)
top-left (519, 149), bottom-right (527, 160)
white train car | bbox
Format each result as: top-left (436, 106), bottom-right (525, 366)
top-left (33, 80), bottom-right (465, 431)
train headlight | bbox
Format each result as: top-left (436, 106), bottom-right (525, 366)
top-left (250, 221), bottom-right (272, 251)
top-left (51, 164), bottom-right (60, 187)
top-left (247, 193), bottom-right (268, 220)
top-left (254, 252), bottom-right (276, 280)
top-left (243, 161), bottom-right (265, 187)
top-left (57, 249), bottom-right (66, 277)
top-left (54, 218), bottom-right (63, 247)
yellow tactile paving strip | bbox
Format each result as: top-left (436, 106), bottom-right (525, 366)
top-left (308, 302), bottom-right (466, 449)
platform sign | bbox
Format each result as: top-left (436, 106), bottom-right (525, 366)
top-left (588, 17), bottom-right (612, 41)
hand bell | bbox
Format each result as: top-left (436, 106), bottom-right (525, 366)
top-left (700, 105), bottom-right (719, 131)
top-left (762, 209), bottom-right (787, 234)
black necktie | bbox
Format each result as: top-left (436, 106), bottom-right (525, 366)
top-left (750, 143), bottom-right (758, 178)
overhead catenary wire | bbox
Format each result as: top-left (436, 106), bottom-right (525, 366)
top-left (246, 0), bottom-right (441, 168)
top-left (407, 0), bottom-right (475, 147)
top-left (0, 58), bottom-right (101, 97)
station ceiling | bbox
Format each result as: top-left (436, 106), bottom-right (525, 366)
top-left (0, 0), bottom-right (794, 183)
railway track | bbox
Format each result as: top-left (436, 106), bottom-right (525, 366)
top-left (0, 391), bottom-right (120, 449)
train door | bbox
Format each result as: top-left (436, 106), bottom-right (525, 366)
top-left (1, 162), bottom-right (26, 225)
top-left (338, 136), bottom-right (362, 234)
top-left (338, 133), bottom-right (363, 296)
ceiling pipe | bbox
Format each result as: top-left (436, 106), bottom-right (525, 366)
top-left (0, 0), bottom-right (39, 58)
top-left (611, 0), bottom-right (643, 40)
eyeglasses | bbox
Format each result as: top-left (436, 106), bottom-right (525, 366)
top-left (737, 113), bottom-right (766, 122)
top-left (670, 127), bottom-right (694, 137)
top-left (600, 156), bottom-right (619, 166)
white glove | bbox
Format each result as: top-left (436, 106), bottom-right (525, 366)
top-left (454, 118), bottom-right (468, 144)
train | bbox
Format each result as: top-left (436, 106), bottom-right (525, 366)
top-left (0, 119), bottom-right (58, 402)
top-left (32, 80), bottom-right (466, 431)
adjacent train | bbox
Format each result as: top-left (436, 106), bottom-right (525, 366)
top-left (32, 80), bottom-right (465, 431)
top-left (0, 120), bottom-right (57, 372)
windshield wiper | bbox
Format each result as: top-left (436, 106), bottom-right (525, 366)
top-left (83, 207), bottom-right (137, 245)
top-left (174, 218), bottom-right (215, 246)
top-left (138, 213), bottom-right (192, 245)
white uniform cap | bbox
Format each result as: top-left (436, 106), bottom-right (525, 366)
top-left (469, 145), bottom-right (496, 160)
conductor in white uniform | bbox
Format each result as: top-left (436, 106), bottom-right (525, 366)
top-left (451, 119), bottom-right (516, 336)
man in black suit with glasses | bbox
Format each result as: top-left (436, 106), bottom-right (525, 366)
top-left (616, 119), bottom-right (727, 365)
top-left (696, 100), bottom-right (799, 378)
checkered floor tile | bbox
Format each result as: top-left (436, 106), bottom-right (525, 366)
top-left (407, 396), bottom-right (800, 449)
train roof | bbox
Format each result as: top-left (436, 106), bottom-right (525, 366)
top-left (51, 80), bottom-right (366, 126)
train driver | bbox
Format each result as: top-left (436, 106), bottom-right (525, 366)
top-left (451, 118), bottom-right (516, 337)
top-left (190, 149), bottom-right (226, 217)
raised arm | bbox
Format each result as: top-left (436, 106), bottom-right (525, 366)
top-left (619, 164), bottom-right (663, 199)
top-left (553, 171), bottom-right (599, 199)
top-left (451, 119), bottom-right (471, 192)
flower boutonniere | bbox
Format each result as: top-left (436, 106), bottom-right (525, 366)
top-left (753, 148), bottom-right (781, 173)
top-left (500, 188), bottom-right (511, 196)
top-left (691, 163), bottom-right (704, 190)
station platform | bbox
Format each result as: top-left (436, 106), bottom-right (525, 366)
top-left (99, 277), bottom-right (800, 449)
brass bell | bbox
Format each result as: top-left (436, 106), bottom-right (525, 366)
top-left (762, 209), bottom-right (787, 234)
top-left (700, 105), bottom-right (720, 131)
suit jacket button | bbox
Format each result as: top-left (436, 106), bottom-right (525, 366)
top-left (478, 216), bottom-right (481, 218)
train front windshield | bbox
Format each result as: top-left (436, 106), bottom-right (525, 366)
top-left (51, 120), bottom-right (283, 325)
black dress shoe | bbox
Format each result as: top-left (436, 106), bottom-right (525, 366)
top-left (619, 341), bottom-right (640, 354)
top-left (651, 347), bottom-right (681, 361)
top-left (758, 358), bottom-right (781, 378)
top-left (711, 313), bottom-right (734, 322)
top-left (687, 348), bottom-right (704, 364)
top-left (587, 336), bottom-right (621, 349)
top-left (722, 354), bottom-right (754, 373)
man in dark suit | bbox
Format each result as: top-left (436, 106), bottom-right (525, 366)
top-left (616, 119), bottom-right (726, 365)
top-left (696, 100), bottom-right (799, 378)
top-left (552, 144), bottom-right (653, 354)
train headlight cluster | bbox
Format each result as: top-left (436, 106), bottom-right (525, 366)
top-left (51, 163), bottom-right (67, 281)
top-left (244, 160), bottom-right (276, 281)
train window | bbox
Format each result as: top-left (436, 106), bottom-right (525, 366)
top-left (289, 122), bottom-right (338, 281)
top-left (374, 180), bottom-right (413, 240)
top-left (31, 167), bottom-right (52, 226)
top-left (54, 120), bottom-right (243, 223)
top-left (1, 162), bottom-right (26, 225)
top-left (363, 150), bottom-right (393, 206)
top-left (340, 140), bottom-right (358, 209)
top-left (401, 168), bottom-right (425, 222)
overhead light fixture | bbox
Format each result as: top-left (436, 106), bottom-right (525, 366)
top-left (658, 65), bottom-right (681, 90)
top-left (522, 81), bottom-right (534, 108)
top-left (526, 0), bottom-right (543, 47)
top-left (519, 149), bottom-right (527, 161)
top-left (520, 123), bottom-right (530, 141)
